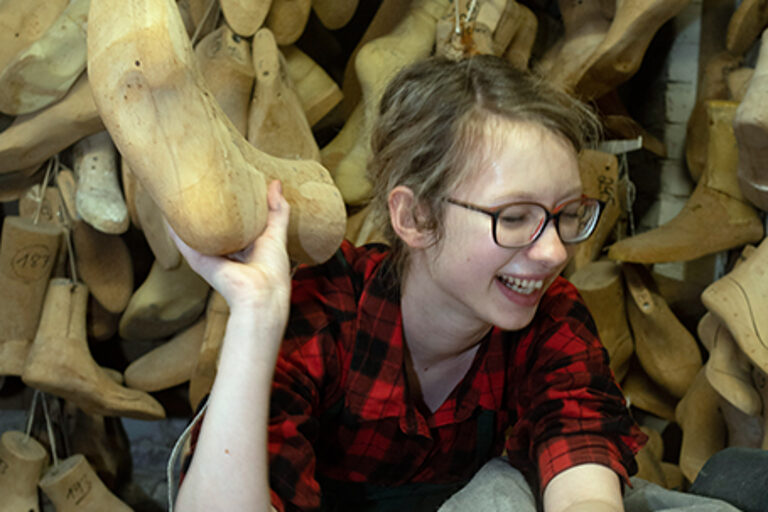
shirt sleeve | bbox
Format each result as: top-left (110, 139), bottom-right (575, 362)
top-left (179, 244), bottom-right (361, 512)
top-left (268, 246), bottom-right (362, 511)
top-left (505, 277), bottom-right (647, 496)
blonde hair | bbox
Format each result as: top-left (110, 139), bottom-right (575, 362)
top-left (366, 55), bottom-right (601, 282)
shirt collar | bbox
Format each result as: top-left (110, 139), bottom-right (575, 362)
top-left (343, 256), bottom-right (506, 436)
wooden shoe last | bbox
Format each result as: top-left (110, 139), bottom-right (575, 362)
top-left (248, 28), bottom-right (320, 161)
top-left (87, 0), bottom-right (346, 264)
top-left (608, 101), bottom-right (764, 263)
top-left (623, 264), bottom-right (701, 398)
top-left (118, 258), bottom-right (209, 341)
top-left (0, 0), bottom-right (68, 74)
top-left (569, 260), bottom-right (633, 381)
top-left (702, 237), bottom-right (768, 375)
top-left (0, 0), bottom-right (90, 115)
top-left (675, 368), bottom-right (726, 482)
top-left (124, 317), bottom-right (206, 391)
top-left (38, 454), bottom-right (133, 512)
top-left (0, 430), bottom-right (48, 512)
top-left (699, 312), bottom-right (762, 417)
top-left (734, 28), bottom-right (768, 211)
top-left (332, 0), bottom-right (450, 205)
top-left (0, 74), bottom-right (104, 175)
top-left (22, 278), bottom-right (166, 420)
top-left (72, 130), bottom-right (130, 235)
top-left (0, 216), bottom-right (61, 376)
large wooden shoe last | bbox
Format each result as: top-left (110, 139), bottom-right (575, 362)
top-left (726, 0), bottom-right (768, 56)
top-left (734, 28), bottom-right (768, 212)
top-left (0, 0), bottom-right (90, 116)
top-left (685, 52), bottom-right (741, 183)
top-left (220, 0), bottom-right (271, 37)
top-left (702, 237), bottom-right (768, 376)
top-left (537, 0), bottom-right (614, 90)
top-left (266, 0), bottom-right (312, 46)
top-left (248, 28), bottom-right (320, 162)
top-left (699, 312), bottom-right (762, 417)
top-left (189, 291), bottom-right (228, 410)
top-left (0, 430), bottom-right (49, 512)
top-left (675, 368), bottom-right (726, 482)
top-left (622, 363), bottom-right (678, 421)
top-left (124, 317), bottom-right (206, 391)
top-left (22, 279), bottom-right (166, 420)
top-left (566, 149), bottom-right (621, 274)
top-left (196, 24), bottom-right (255, 137)
top-left (0, 74), bottom-right (103, 175)
top-left (0, 0), bottom-right (68, 73)
top-left (623, 263), bottom-right (701, 398)
top-left (72, 220), bottom-right (134, 314)
top-left (608, 101), bottom-right (764, 263)
top-left (569, 260), bottom-right (633, 381)
top-left (39, 454), bottom-right (133, 512)
top-left (118, 257), bottom-right (209, 341)
top-left (86, 0), bottom-right (346, 265)
top-left (574, 0), bottom-right (692, 100)
top-left (283, 45), bottom-right (343, 127)
top-left (331, 0), bottom-right (450, 205)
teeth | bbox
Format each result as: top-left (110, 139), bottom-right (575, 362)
top-left (498, 275), bottom-right (544, 295)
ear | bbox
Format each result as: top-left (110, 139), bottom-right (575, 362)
top-left (388, 186), bottom-right (432, 249)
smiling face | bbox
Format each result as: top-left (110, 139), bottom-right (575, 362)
top-left (407, 118), bottom-right (582, 333)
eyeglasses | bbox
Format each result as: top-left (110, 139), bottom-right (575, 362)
top-left (445, 196), bottom-right (604, 248)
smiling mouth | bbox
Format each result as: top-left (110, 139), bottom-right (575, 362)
top-left (497, 275), bottom-right (544, 295)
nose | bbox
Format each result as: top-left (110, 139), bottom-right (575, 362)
top-left (526, 220), bottom-right (569, 268)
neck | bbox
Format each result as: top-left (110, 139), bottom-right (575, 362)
top-left (400, 264), bottom-right (491, 369)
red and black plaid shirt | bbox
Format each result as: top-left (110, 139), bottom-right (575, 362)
top-left (184, 241), bottom-right (646, 511)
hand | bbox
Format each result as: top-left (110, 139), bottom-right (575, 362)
top-left (167, 180), bottom-right (291, 316)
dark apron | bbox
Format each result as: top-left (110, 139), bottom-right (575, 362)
top-left (317, 407), bottom-right (497, 512)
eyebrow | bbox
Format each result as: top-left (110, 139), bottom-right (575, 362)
top-left (491, 188), bottom-right (583, 206)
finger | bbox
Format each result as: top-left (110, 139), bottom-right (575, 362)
top-left (266, 179), bottom-right (290, 243)
top-left (246, 180), bottom-right (290, 264)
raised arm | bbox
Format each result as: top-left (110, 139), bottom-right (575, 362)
top-left (173, 180), bottom-right (290, 512)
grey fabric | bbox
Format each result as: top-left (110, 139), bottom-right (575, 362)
top-left (624, 478), bottom-right (742, 512)
top-left (438, 458), bottom-right (537, 511)
top-left (690, 447), bottom-right (768, 512)
top-left (437, 457), bottom-right (744, 512)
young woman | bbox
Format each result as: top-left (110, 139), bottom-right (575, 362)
top-left (173, 55), bottom-right (646, 512)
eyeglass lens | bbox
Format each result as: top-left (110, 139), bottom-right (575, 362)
top-left (496, 200), bottom-right (599, 247)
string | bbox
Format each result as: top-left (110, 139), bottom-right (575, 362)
top-left (466, 0), bottom-right (478, 22)
top-left (53, 158), bottom-right (74, 230)
top-left (40, 393), bottom-right (59, 468)
top-left (64, 225), bottom-right (78, 284)
top-left (191, 0), bottom-right (218, 46)
top-left (23, 390), bottom-right (41, 441)
top-left (454, 0), bottom-right (461, 34)
top-left (32, 158), bottom-right (56, 225)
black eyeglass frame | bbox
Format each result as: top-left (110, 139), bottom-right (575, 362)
top-left (444, 196), bottom-right (605, 248)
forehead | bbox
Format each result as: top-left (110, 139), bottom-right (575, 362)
top-left (453, 118), bottom-right (581, 203)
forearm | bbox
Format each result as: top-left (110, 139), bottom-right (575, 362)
top-left (558, 500), bottom-right (622, 512)
top-left (542, 464), bottom-right (624, 512)
top-left (175, 307), bottom-right (285, 512)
